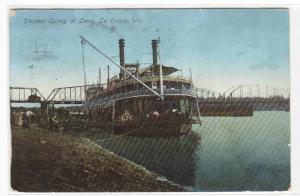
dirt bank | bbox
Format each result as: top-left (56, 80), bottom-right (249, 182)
top-left (11, 126), bottom-right (184, 192)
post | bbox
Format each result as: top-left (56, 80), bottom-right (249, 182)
top-left (190, 67), bottom-right (201, 125)
top-left (107, 65), bottom-right (110, 85)
top-left (112, 100), bottom-right (115, 134)
top-left (240, 88), bottom-right (242, 98)
top-left (189, 67), bottom-right (193, 88)
top-left (40, 101), bottom-right (48, 127)
top-left (99, 67), bottom-right (101, 85)
top-left (136, 61), bottom-right (139, 92)
top-left (195, 94), bottom-right (202, 125)
top-left (136, 61), bottom-right (139, 78)
top-left (80, 87), bottom-right (82, 100)
top-left (159, 55), bottom-right (164, 100)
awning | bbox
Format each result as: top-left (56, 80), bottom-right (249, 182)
top-left (139, 64), bottom-right (178, 76)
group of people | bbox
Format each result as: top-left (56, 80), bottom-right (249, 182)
top-left (11, 110), bottom-right (37, 129)
top-left (47, 109), bottom-right (72, 132)
top-left (48, 115), bottom-right (60, 131)
top-left (11, 108), bottom-right (72, 133)
top-left (21, 112), bottom-right (31, 129)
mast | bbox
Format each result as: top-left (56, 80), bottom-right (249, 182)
top-left (81, 39), bottom-right (87, 113)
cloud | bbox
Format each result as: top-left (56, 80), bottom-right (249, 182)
top-left (22, 41), bottom-right (61, 63)
top-left (30, 52), bottom-right (60, 62)
top-left (236, 50), bottom-right (247, 57)
top-left (249, 63), bottom-right (280, 70)
top-left (88, 23), bottom-right (123, 38)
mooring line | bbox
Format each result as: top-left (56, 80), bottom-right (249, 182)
top-left (93, 128), bottom-right (138, 143)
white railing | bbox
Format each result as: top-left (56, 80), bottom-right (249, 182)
top-left (87, 88), bottom-right (197, 109)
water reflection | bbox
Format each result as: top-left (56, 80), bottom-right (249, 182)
top-left (97, 131), bottom-right (201, 186)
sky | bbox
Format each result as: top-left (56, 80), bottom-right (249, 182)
top-left (10, 9), bottom-right (290, 96)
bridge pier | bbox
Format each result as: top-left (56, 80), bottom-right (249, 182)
top-left (40, 102), bottom-right (48, 126)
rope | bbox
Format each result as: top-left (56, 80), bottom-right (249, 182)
top-left (93, 127), bottom-right (138, 143)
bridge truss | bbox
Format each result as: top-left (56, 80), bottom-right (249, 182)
top-left (10, 87), bottom-right (46, 103)
top-left (222, 84), bottom-right (290, 99)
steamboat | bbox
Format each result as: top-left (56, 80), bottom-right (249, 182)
top-left (84, 37), bottom-right (201, 137)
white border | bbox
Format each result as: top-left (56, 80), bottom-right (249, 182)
top-left (1, 1), bottom-right (300, 195)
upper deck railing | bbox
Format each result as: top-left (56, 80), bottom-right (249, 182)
top-left (109, 75), bottom-right (192, 89)
top-left (87, 87), bottom-right (219, 109)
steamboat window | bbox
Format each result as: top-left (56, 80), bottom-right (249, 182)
top-left (164, 102), bottom-right (170, 111)
top-left (171, 101), bottom-right (178, 110)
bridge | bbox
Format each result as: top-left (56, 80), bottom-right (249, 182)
top-left (10, 83), bottom-right (290, 123)
top-left (221, 84), bottom-right (290, 99)
top-left (10, 84), bottom-right (289, 106)
top-left (46, 84), bottom-right (98, 104)
top-left (10, 85), bottom-right (219, 105)
top-left (10, 85), bottom-right (96, 105)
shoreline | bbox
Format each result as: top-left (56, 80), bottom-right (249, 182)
top-left (80, 136), bottom-right (185, 189)
top-left (11, 125), bottom-right (185, 192)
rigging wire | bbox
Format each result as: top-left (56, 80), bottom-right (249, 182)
top-left (82, 41), bottom-right (118, 85)
top-left (81, 40), bottom-right (87, 112)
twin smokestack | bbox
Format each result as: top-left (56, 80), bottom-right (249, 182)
top-left (118, 39), bottom-right (159, 78)
top-left (119, 39), bottom-right (125, 78)
top-left (151, 40), bottom-right (159, 66)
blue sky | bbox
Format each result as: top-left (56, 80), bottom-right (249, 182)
top-left (10, 9), bottom-right (289, 96)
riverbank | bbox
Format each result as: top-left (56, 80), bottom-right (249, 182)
top-left (11, 126), bottom-right (184, 192)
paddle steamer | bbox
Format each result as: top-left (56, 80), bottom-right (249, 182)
top-left (85, 38), bottom-right (201, 136)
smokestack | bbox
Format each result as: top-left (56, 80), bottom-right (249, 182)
top-left (119, 39), bottom-right (125, 78)
top-left (152, 40), bottom-right (159, 66)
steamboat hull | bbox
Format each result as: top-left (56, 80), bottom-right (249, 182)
top-left (87, 95), bottom-right (198, 137)
top-left (113, 116), bottom-right (194, 137)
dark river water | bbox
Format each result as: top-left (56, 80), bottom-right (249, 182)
top-left (189, 111), bottom-right (290, 191)
top-left (81, 111), bottom-right (290, 191)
